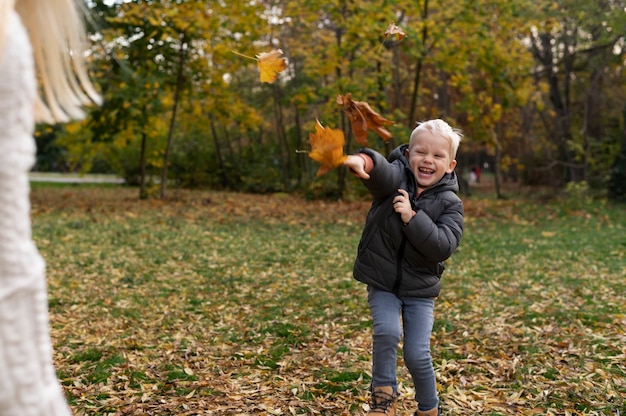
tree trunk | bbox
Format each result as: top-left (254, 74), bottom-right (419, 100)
top-left (493, 125), bottom-right (504, 199)
top-left (582, 25), bottom-right (607, 183)
top-left (437, 71), bottom-right (450, 117)
top-left (209, 114), bottom-right (229, 188)
top-left (608, 104), bottom-right (626, 202)
top-left (293, 105), bottom-right (305, 186)
top-left (160, 33), bottom-right (187, 199)
top-left (139, 124), bottom-right (148, 199)
top-left (334, 9), bottom-right (347, 198)
top-left (408, 0), bottom-right (429, 127)
top-left (272, 84), bottom-right (291, 188)
top-left (531, 31), bottom-right (582, 184)
top-left (560, 32), bottom-right (584, 182)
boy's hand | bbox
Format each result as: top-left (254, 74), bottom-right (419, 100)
top-left (393, 189), bottom-right (416, 225)
top-left (344, 155), bottom-right (370, 179)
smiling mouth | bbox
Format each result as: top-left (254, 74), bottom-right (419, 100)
top-left (419, 167), bottom-right (434, 175)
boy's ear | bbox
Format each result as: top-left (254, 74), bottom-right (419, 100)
top-left (446, 159), bottom-right (457, 173)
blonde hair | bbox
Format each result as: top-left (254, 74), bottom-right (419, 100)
top-left (2, 0), bottom-right (101, 123)
top-left (410, 119), bottom-right (463, 159)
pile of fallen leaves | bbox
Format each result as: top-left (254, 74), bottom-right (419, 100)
top-left (31, 187), bottom-right (625, 415)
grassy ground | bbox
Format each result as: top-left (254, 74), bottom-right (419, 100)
top-left (30, 182), bottom-right (625, 415)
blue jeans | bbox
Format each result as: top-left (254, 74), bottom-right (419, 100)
top-left (367, 286), bottom-right (438, 411)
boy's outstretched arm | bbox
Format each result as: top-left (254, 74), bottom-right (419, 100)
top-left (344, 154), bottom-right (373, 179)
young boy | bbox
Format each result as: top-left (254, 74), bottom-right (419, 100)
top-left (344, 119), bottom-right (464, 416)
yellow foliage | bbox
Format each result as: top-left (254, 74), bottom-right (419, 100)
top-left (64, 122), bottom-right (82, 135)
top-left (492, 103), bottom-right (502, 121)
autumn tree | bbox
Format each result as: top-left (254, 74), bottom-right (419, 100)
top-left (42, 0), bottom-right (626, 200)
top-left (528, 0), bottom-right (626, 186)
top-left (87, 1), bottom-right (168, 198)
top-left (437, 0), bottom-right (537, 198)
top-left (120, 1), bottom-right (214, 199)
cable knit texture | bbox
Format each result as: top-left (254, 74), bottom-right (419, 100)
top-left (0, 11), bottom-right (72, 416)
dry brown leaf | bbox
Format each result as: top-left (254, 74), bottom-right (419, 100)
top-left (256, 49), bottom-right (287, 83)
top-left (308, 119), bottom-right (348, 176)
top-left (383, 22), bottom-right (406, 42)
top-left (337, 93), bottom-right (393, 145)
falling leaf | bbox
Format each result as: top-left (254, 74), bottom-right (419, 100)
top-left (337, 93), bottom-right (393, 145)
top-left (256, 49), bottom-right (287, 83)
top-left (308, 119), bottom-right (348, 177)
top-left (383, 22), bottom-right (406, 42)
top-left (231, 49), bottom-right (288, 84)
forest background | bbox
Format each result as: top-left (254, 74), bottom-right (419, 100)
top-left (35, 0), bottom-right (626, 201)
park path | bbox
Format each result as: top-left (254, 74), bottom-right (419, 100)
top-left (28, 173), bottom-right (124, 184)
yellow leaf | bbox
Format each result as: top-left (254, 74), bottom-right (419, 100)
top-left (308, 119), bottom-right (348, 177)
top-left (256, 49), bottom-right (287, 84)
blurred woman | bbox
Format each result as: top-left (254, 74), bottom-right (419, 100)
top-left (0, 0), bottom-right (99, 414)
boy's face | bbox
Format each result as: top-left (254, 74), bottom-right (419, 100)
top-left (405, 131), bottom-right (457, 190)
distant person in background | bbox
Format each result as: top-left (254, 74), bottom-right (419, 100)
top-left (472, 165), bottom-right (481, 183)
top-left (467, 168), bottom-right (478, 186)
top-left (0, 0), bottom-right (99, 414)
top-left (467, 166), bottom-right (481, 186)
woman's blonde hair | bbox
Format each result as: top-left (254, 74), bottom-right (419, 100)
top-left (1, 0), bottom-right (100, 123)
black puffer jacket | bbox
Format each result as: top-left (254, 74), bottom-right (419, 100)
top-left (353, 145), bottom-right (464, 298)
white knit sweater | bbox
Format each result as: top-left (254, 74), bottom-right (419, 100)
top-left (0, 11), bottom-right (72, 416)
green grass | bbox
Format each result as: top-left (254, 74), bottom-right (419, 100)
top-left (32, 186), bottom-right (625, 415)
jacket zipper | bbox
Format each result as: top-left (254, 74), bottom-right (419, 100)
top-left (392, 235), bottom-right (407, 293)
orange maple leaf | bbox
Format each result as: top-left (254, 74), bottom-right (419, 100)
top-left (308, 119), bottom-right (348, 177)
top-left (383, 22), bottom-right (406, 42)
top-left (337, 93), bottom-right (393, 146)
top-left (256, 49), bottom-right (287, 83)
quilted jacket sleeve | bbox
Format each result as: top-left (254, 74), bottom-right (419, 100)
top-left (404, 191), bottom-right (464, 262)
top-left (357, 149), bottom-right (403, 201)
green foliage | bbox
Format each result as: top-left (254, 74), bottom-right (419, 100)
top-left (168, 135), bottom-right (220, 188)
top-left (106, 132), bottom-right (162, 186)
top-left (34, 125), bottom-right (70, 172)
top-left (563, 180), bottom-right (593, 209)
